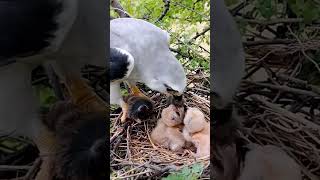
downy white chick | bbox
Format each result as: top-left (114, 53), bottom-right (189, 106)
top-left (183, 107), bottom-right (210, 158)
top-left (238, 144), bottom-right (301, 180)
top-left (151, 104), bottom-right (185, 152)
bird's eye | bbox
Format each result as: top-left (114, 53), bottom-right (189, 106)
top-left (164, 83), bottom-right (179, 94)
top-left (138, 105), bottom-right (148, 112)
top-left (164, 84), bottom-right (173, 90)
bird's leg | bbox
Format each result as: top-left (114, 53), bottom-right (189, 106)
top-left (64, 73), bottom-right (108, 113)
top-left (120, 99), bottom-right (129, 123)
top-left (127, 83), bottom-right (149, 98)
top-left (33, 126), bottom-right (57, 180)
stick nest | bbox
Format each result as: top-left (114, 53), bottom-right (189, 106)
top-left (110, 72), bottom-right (210, 179)
top-left (237, 40), bottom-right (320, 180)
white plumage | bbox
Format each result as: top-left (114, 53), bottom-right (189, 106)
top-left (110, 18), bottom-right (186, 121)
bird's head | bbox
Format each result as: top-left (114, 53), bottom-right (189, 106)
top-left (124, 95), bottom-right (154, 121)
top-left (146, 61), bottom-right (186, 97)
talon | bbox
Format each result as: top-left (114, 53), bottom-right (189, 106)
top-left (128, 83), bottom-right (148, 98)
top-left (33, 126), bottom-right (57, 180)
top-left (120, 101), bottom-right (129, 123)
top-left (35, 158), bottom-right (54, 180)
top-left (64, 74), bottom-right (108, 113)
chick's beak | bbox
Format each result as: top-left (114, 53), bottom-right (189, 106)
top-left (166, 94), bottom-right (185, 108)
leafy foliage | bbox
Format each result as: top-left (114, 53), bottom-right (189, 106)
top-left (288, 0), bottom-right (320, 23)
top-left (162, 164), bottom-right (204, 180)
top-left (228, 0), bottom-right (320, 23)
top-left (34, 85), bottom-right (58, 109)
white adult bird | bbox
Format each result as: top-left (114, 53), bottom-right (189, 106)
top-left (0, 0), bottom-right (107, 179)
top-left (110, 18), bottom-right (187, 122)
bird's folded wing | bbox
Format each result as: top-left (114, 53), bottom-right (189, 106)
top-left (110, 47), bottom-right (134, 82)
top-left (0, 0), bottom-right (62, 60)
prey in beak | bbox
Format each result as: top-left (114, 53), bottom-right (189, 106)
top-left (166, 93), bottom-right (185, 109)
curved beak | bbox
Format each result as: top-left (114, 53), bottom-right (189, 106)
top-left (164, 91), bottom-right (183, 97)
top-left (164, 84), bottom-right (183, 96)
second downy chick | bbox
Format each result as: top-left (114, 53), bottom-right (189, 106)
top-left (151, 104), bottom-right (185, 152)
top-left (183, 107), bottom-right (210, 158)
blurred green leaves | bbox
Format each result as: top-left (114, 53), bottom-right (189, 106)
top-left (288, 0), bottom-right (320, 23)
top-left (255, 0), bottom-right (277, 19)
top-left (34, 85), bottom-right (58, 109)
top-left (162, 163), bottom-right (204, 180)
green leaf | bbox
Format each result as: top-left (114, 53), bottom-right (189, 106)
top-left (191, 163), bottom-right (204, 174)
top-left (302, 0), bottom-right (319, 23)
top-left (255, 0), bottom-right (277, 19)
top-left (35, 85), bottom-right (57, 108)
top-left (162, 164), bottom-right (204, 180)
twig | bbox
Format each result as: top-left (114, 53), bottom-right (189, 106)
top-left (230, 2), bottom-right (246, 16)
top-left (243, 39), bottom-right (297, 46)
top-left (155, 0), bottom-right (170, 23)
top-left (43, 63), bottom-right (65, 100)
top-left (287, 26), bottom-right (320, 74)
top-left (236, 17), bottom-right (320, 26)
top-left (110, 0), bottom-right (131, 18)
top-left (24, 158), bottom-right (42, 180)
top-left (189, 26), bottom-right (210, 42)
top-left (243, 80), bottom-right (320, 97)
top-left (252, 96), bottom-right (320, 131)
top-left (0, 165), bottom-right (30, 171)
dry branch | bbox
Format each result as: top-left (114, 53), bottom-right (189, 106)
top-left (110, 72), bottom-right (210, 179)
top-left (155, 0), bottom-right (171, 23)
top-left (110, 0), bottom-right (130, 18)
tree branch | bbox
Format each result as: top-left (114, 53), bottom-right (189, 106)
top-left (110, 0), bottom-right (131, 18)
top-left (155, 0), bottom-right (171, 23)
top-left (236, 17), bottom-right (320, 26)
top-left (229, 2), bottom-right (246, 16)
top-left (190, 26), bottom-right (210, 42)
top-left (43, 63), bottom-right (65, 100)
top-left (243, 39), bottom-right (296, 46)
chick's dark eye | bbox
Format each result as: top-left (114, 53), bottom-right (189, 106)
top-left (138, 105), bottom-right (148, 112)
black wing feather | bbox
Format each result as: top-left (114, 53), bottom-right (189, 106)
top-left (110, 47), bottom-right (132, 82)
top-left (0, 0), bottom-right (62, 60)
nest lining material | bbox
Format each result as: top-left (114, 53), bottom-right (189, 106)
top-left (110, 72), bottom-right (210, 179)
top-left (236, 40), bottom-right (320, 180)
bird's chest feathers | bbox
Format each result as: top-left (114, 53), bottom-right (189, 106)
top-left (48, 0), bottom-right (104, 59)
